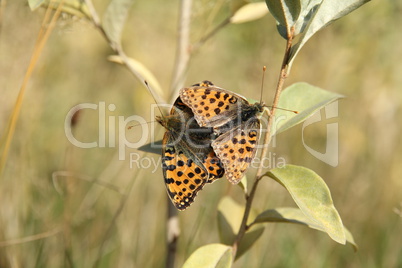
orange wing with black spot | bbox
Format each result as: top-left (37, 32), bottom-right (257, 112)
top-left (157, 96), bottom-right (224, 210)
top-left (201, 150), bottom-right (225, 183)
top-left (212, 119), bottom-right (261, 184)
top-left (179, 83), bottom-right (248, 128)
top-left (180, 83), bottom-right (265, 184)
top-left (161, 132), bottom-right (210, 210)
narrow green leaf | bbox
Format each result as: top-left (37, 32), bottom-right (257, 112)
top-left (102, 0), bottom-right (134, 46)
top-left (108, 55), bottom-right (163, 97)
top-left (265, 0), bottom-right (301, 36)
top-left (28, 0), bottom-right (45, 10)
top-left (254, 207), bottom-right (357, 250)
top-left (230, 0), bottom-right (248, 14)
top-left (182, 244), bottom-right (233, 268)
top-left (230, 2), bottom-right (269, 24)
top-left (266, 165), bottom-right (346, 244)
top-left (236, 225), bottom-right (265, 259)
top-left (137, 140), bottom-right (162, 155)
top-left (292, 0), bottom-right (322, 35)
top-left (288, 0), bottom-right (371, 69)
top-left (344, 227), bottom-right (358, 251)
top-left (29, 0), bottom-right (91, 18)
top-left (238, 175), bottom-right (248, 194)
top-left (255, 207), bottom-right (322, 226)
top-left (217, 196), bottom-right (264, 258)
top-left (217, 197), bottom-right (245, 244)
top-left (272, 82), bottom-right (343, 136)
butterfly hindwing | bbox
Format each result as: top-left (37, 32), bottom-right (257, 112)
top-left (212, 119), bottom-right (261, 184)
top-left (202, 150), bottom-right (225, 183)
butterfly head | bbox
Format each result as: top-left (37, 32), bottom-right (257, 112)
top-left (155, 115), bottom-right (165, 127)
top-left (156, 115), bottom-right (184, 130)
top-left (192, 80), bottom-right (214, 87)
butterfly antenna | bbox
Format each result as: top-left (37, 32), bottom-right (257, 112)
top-left (144, 80), bottom-right (165, 119)
top-left (258, 68), bottom-right (298, 114)
top-left (128, 120), bottom-right (158, 130)
top-left (267, 106), bottom-right (299, 114)
top-left (260, 66), bottom-right (266, 103)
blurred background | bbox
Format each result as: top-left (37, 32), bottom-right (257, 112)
top-left (0, 0), bottom-right (401, 267)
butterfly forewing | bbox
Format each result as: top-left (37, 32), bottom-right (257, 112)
top-left (180, 84), bottom-right (248, 128)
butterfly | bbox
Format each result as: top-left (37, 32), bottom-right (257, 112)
top-left (179, 81), bottom-right (266, 184)
top-left (156, 96), bottom-right (224, 210)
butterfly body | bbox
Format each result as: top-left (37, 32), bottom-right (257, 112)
top-left (180, 82), bottom-right (266, 184)
top-left (157, 97), bottom-right (224, 210)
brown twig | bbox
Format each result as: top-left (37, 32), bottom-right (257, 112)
top-left (191, 17), bottom-right (231, 52)
top-left (84, 0), bottom-right (166, 106)
top-left (169, 10), bottom-right (232, 101)
top-left (232, 28), bottom-right (295, 257)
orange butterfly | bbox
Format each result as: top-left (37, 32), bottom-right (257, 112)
top-left (156, 96), bottom-right (224, 210)
top-left (180, 81), bottom-right (265, 184)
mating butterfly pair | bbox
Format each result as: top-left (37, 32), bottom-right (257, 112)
top-left (157, 81), bottom-right (265, 210)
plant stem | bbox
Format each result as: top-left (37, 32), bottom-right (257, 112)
top-left (169, 0), bottom-right (193, 103)
top-left (232, 171), bottom-right (262, 257)
top-left (191, 17), bottom-right (231, 52)
top-left (85, 0), bottom-right (166, 106)
top-left (165, 203), bottom-right (180, 268)
top-left (232, 30), bottom-right (294, 256)
top-left (255, 31), bottom-right (293, 179)
top-left (165, 1), bottom-right (193, 267)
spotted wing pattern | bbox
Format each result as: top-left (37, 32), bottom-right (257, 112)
top-left (161, 132), bottom-right (209, 210)
top-left (170, 97), bottom-right (224, 182)
top-left (157, 96), bottom-right (224, 210)
top-left (179, 82), bottom-right (265, 184)
top-left (212, 119), bottom-right (261, 184)
top-left (179, 82), bottom-right (247, 128)
top-left (202, 150), bottom-right (225, 183)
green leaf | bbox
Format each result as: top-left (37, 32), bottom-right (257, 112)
top-left (265, 0), bottom-right (301, 37)
top-left (217, 196), bottom-right (264, 258)
top-left (182, 244), bottom-right (233, 268)
top-left (102, 0), bottom-right (134, 47)
top-left (108, 55), bottom-right (163, 97)
top-left (137, 140), bottom-right (162, 155)
top-left (344, 227), bottom-right (358, 251)
top-left (230, 0), bottom-right (248, 14)
top-left (235, 225), bottom-right (265, 259)
top-left (288, 0), bottom-right (371, 69)
top-left (29, 0), bottom-right (91, 18)
top-left (272, 82), bottom-right (343, 136)
top-left (254, 207), bottom-right (357, 250)
top-left (291, 0), bottom-right (322, 35)
top-left (217, 197), bottom-right (244, 244)
top-left (266, 165), bottom-right (346, 244)
top-left (28, 0), bottom-right (45, 10)
top-left (230, 2), bottom-right (269, 24)
top-left (238, 175), bottom-right (248, 194)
